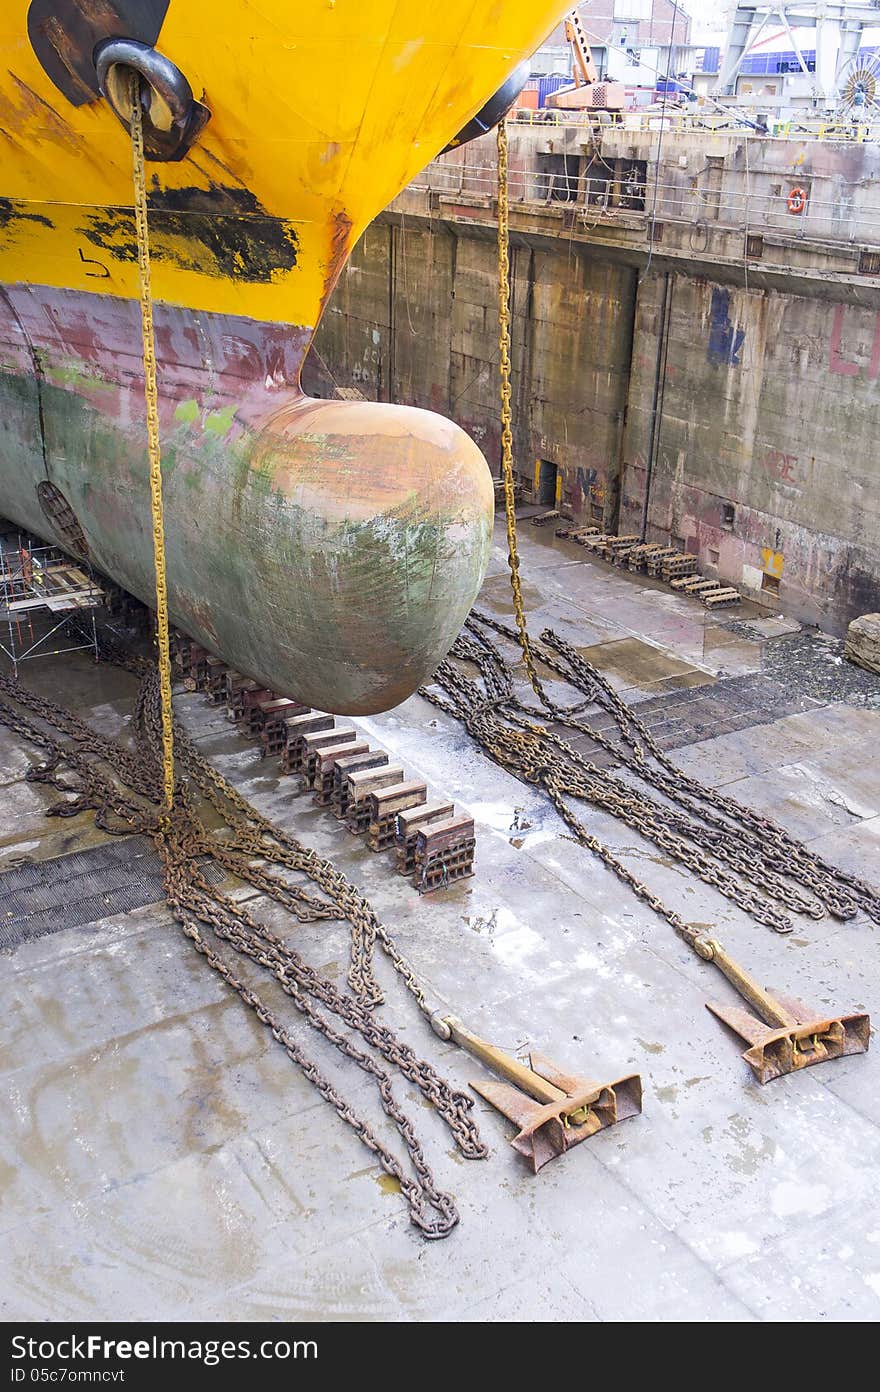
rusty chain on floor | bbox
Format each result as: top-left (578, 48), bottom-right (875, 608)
top-left (0, 642), bottom-right (488, 1241)
top-left (419, 611), bottom-right (880, 964)
top-left (1, 111), bottom-right (870, 1245)
top-left (1, 67), bottom-right (483, 1242)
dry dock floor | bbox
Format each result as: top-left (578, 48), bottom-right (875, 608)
top-left (2, 517), bottom-right (880, 1322)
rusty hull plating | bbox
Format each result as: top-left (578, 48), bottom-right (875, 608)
top-left (0, 286), bottom-right (494, 714)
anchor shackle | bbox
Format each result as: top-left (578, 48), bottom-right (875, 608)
top-left (95, 39), bottom-right (210, 161)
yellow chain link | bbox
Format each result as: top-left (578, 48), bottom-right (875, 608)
top-left (496, 120), bottom-right (548, 705)
top-left (129, 74), bottom-right (175, 818)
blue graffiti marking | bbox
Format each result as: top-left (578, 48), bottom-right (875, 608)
top-left (707, 287), bottom-right (745, 367)
top-left (576, 466), bottom-right (598, 494)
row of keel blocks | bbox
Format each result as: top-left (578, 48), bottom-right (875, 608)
top-left (169, 630), bottom-right (476, 893)
top-left (554, 528), bottom-right (743, 608)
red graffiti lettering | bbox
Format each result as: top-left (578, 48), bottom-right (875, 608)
top-left (828, 304), bottom-right (880, 378)
top-left (763, 449), bottom-right (798, 482)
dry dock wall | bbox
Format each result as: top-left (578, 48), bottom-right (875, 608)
top-left (620, 277), bottom-right (880, 629)
top-left (310, 128), bottom-right (880, 633)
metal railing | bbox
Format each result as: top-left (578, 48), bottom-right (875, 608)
top-left (406, 157), bottom-right (880, 249)
top-left (509, 105), bottom-right (880, 142)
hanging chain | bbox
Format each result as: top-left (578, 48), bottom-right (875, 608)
top-left (484, 118), bottom-right (880, 958)
top-left (130, 73), bottom-right (175, 818)
top-left (496, 120), bottom-right (550, 706)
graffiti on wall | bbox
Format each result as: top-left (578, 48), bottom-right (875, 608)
top-left (761, 547), bottom-right (784, 578)
top-left (571, 464), bottom-right (606, 513)
top-left (828, 305), bottom-right (880, 378)
top-left (762, 449), bottom-right (798, 483)
top-left (707, 287), bottom-right (745, 368)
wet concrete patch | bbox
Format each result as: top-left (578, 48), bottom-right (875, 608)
top-left (575, 637), bottom-right (715, 693)
top-left (478, 573), bottom-right (545, 615)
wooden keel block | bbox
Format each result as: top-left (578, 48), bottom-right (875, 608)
top-left (367, 781), bottom-right (428, 852)
top-left (415, 814), bottom-right (476, 893)
top-left (646, 547), bottom-right (680, 576)
top-left (344, 765), bottom-right (405, 834)
top-left (298, 727), bottom-right (357, 784)
top-left (311, 739), bottom-right (370, 804)
top-left (280, 712), bottom-right (334, 774)
top-left (332, 751), bottom-right (389, 817)
top-left (261, 703), bottom-right (313, 758)
top-left (703, 588), bottom-right (742, 607)
top-left (394, 800), bottom-right (456, 875)
top-left (206, 657), bottom-right (230, 704)
top-left (249, 696), bottom-right (305, 738)
top-left (235, 686), bottom-right (275, 729)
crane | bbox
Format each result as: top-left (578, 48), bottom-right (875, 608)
top-left (545, 9), bottom-right (626, 111)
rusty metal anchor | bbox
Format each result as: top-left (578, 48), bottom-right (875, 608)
top-left (703, 940), bottom-right (871, 1084)
top-left (435, 1015), bottom-right (642, 1172)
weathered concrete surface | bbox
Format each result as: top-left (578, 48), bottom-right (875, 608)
top-left (310, 222), bottom-right (635, 529)
top-left (619, 274), bottom-right (880, 634)
top-left (310, 124), bottom-right (880, 633)
top-left (2, 518), bottom-right (880, 1322)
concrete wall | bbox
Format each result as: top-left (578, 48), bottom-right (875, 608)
top-left (620, 273), bottom-right (880, 629)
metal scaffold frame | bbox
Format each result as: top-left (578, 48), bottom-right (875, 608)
top-left (716, 2), bottom-right (880, 104)
top-left (0, 527), bottom-right (102, 678)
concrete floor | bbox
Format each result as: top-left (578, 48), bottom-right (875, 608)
top-left (2, 519), bottom-right (880, 1322)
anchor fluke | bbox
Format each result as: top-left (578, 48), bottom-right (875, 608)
top-left (703, 940), bottom-right (870, 1083)
top-left (440, 1016), bottom-right (642, 1172)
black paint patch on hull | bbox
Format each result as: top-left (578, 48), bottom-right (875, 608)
top-left (81, 188), bottom-right (300, 283)
top-left (0, 198), bottom-right (54, 236)
top-left (27, 0), bottom-right (170, 107)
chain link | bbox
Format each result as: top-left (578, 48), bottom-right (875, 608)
top-left (497, 120), bottom-right (551, 707)
top-left (130, 73), bottom-right (175, 817)
top-left (0, 82), bottom-right (493, 1236)
top-left (419, 611), bottom-right (880, 962)
top-left (0, 655), bottom-right (488, 1237)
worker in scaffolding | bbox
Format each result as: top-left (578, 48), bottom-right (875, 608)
top-left (18, 543), bottom-right (44, 591)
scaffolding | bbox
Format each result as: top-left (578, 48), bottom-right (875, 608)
top-left (0, 527), bottom-right (103, 677)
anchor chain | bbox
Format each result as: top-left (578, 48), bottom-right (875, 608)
top-left (0, 656), bottom-right (488, 1238)
top-left (489, 137), bottom-right (874, 940)
top-left (0, 76), bottom-right (493, 1239)
top-left (497, 119), bottom-right (550, 707)
top-left (486, 122), bottom-right (871, 956)
top-left (130, 73), bottom-right (175, 818)
top-left (419, 612), bottom-right (880, 963)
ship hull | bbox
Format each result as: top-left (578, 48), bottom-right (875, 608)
top-left (0, 283), bottom-right (493, 713)
top-left (1, 1), bottom-right (571, 709)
